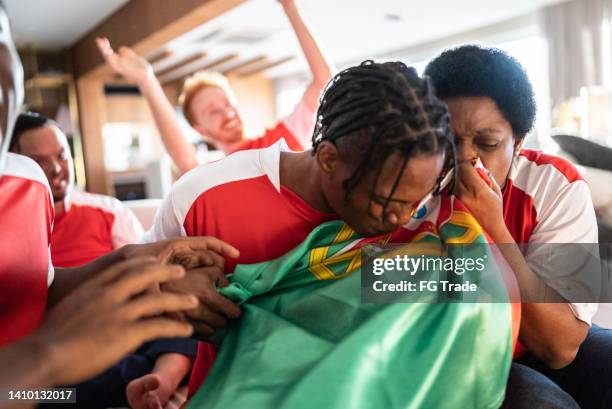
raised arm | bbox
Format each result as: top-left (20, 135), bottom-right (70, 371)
top-left (280, 0), bottom-right (332, 112)
top-left (96, 38), bottom-right (198, 174)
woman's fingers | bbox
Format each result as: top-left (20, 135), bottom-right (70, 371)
top-left (486, 168), bottom-right (503, 196)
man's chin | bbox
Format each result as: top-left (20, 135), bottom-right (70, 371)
top-left (370, 223), bottom-right (400, 237)
top-left (218, 131), bottom-right (244, 146)
top-left (351, 225), bottom-right (388, 238)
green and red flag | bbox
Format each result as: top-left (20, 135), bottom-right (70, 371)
top-left (188, 196), bottom-right (520, 409)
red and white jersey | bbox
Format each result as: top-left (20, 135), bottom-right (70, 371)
top-left (231, 97), bottom-right (315, 153)
top-left (503, 149), bottom-right (599, 324)
top-left (52, 190), bottom-right (143, 267)
top-left (144, 140), bottom-right (336, 271)
top-left (144, 141), bottom-right (337, 394)
top-left (0, 153), bottom-right (54, 346)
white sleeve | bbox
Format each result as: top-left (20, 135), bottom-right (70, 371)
top-left (111, 199), bottom-right (145, 248)
top-left (525, 180), bottom-right (600, 325)
top-left (47, 247), bottom-right (55, 287)
top-left (281, 97), bottom-right (316, 148)
top-left (141, 191), bottom-right (184, 243)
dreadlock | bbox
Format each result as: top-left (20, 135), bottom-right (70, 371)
top-left (312, 60), bottom-right (453, 212)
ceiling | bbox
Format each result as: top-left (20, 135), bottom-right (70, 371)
top-left (152, 0), bottom-right (568, 81)
top-left (6, 0), bottom-right (567, 80)
top-left (6, 0), bottom-right (129, 50)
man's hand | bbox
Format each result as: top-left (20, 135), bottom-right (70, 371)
top-left (124, 238), bottom-right (241, 340)
top-left (96, 37), bottom-right (154, 88)
top-left (48, 237), bottom-right (236, 310)
top-left (454, 159), bottom-right (506, 238)
top-left (122, 236), bottom-right (240, 271)
top-left (162, 266), bottom-right (241, 338)
top-left (34, 258), bottom-right (198, 386)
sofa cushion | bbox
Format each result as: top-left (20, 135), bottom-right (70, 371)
top-left (552, 134), bottom-right (612, 172)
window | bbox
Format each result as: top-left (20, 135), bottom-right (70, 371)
top-left (274, 29), bottom-right (551, 149)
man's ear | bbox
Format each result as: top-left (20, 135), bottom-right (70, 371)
top-left (316, 141), bottom-right (339, 174)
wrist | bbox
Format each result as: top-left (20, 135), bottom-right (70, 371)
top-left (26, 333), bottom-right (62, 387)
top-left (485, 222), bottom-right (514, 244)
top-left (281, 1), bottom-right (297, 12)
top-left (138, 74), bottom-right (159, 95)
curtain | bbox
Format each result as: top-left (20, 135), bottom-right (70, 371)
top-left (542, 0), bottom-right (612, 108)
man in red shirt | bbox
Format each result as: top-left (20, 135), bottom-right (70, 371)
top-left (96, 0), bottom-right (332, 174)
top-left (10, 111), bottom-right (201, 409)
top-left (10, 111), bottom-right (144, 267)
top-left (0, 2), bottom-right (242, 392)
top-left (143, 60), bottom-right (458, 396)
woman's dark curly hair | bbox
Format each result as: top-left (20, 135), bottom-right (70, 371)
top-left (424, 45), bottom-right (536, 139)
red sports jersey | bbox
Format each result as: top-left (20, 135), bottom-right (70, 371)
top-left (0, 153), bottom-right (54, 346)
top-left (51, 190), bottom-right (143, 267)
top-left (144, 142), bottom-right (336, 393)
top-left (231, 97), bottom-right (315, 153)
top-left (144, 141), bottom-right (520, 396)
top-left (232, 122), bottom-right (302, 152)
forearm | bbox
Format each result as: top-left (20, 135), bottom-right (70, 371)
top-left (283, 1), bottom-right (331, 83)
top-left (0, 335), bottom-right (56, 390)
top-left (47, 246), bottom-right (127, 308)
top-left (140, 78), bottom-right (198, 174)
top-left (519, 303), bottom-right (588, 368)
top-left (487, 226), bottom-right (549, 301)
top-left (488, 225), bottom-right (588, 368)
top-left (282, 1), bottom-right (332, 109)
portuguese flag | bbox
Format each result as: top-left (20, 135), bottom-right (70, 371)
top-left (188, 197), bottom-right (519, 409)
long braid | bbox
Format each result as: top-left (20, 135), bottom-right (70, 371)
top-left (312, 60), bottom-right (454, 211)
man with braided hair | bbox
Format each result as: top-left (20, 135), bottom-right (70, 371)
top-left (144, 60), bottom-right (517, 404)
